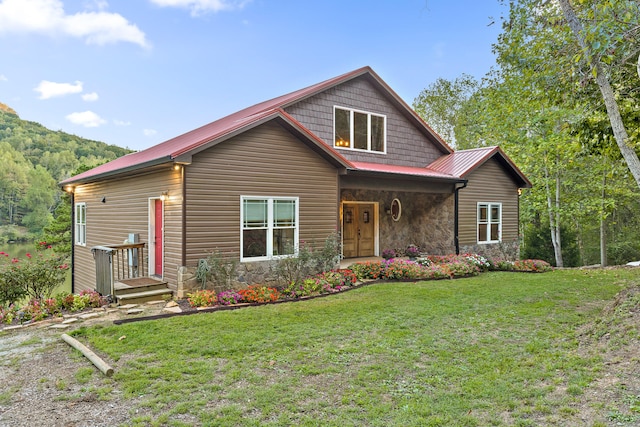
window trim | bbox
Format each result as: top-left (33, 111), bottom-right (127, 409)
top-left (333, 106), bottom-right (387, 154)
top-left (477, 202), bottom-right (502, 244)
top-left (240, 196), bottom-right (299, 262)
top-left (74, 202), bottom-right (87, 246)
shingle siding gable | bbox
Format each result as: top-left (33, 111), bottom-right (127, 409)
top-left (285, 77), bottom-right (443, 168)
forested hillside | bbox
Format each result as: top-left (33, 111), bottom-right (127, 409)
top-left (0, 103), bottom-right (132, 241)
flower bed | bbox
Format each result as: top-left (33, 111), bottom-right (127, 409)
top-left (185, 256), bottom-right (553, 308)
top-left (0, 290), bottom-right (106, 325)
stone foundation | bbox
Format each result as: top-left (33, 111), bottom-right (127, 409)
top-left (459, 239), bottom-right (520, 260)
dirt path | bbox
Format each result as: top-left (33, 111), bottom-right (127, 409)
top-left (0, 303), bottom-right (172, 427)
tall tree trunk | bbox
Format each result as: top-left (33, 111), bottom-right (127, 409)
top-left (600, 161), bottom-right (607, 267)
top-left (558, 0), bottom-right (640, 189)
top-left (544, 161), bottom-right (564, 267)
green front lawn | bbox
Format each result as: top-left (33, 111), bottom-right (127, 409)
top-left (74, 269), bottom-right (640, 426)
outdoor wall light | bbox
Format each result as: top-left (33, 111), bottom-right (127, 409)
top-left (101, 196), bottom-right (106, 203)
top-left (161, 191), bottom-right (169, 201)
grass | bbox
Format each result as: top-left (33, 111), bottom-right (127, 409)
top-left (74, 268), bottom-right (640, 426)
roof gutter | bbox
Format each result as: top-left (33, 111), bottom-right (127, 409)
top-left (59, 157), bottom-right (174, 187)
top-left (454, 180), bottom-right (468, 255)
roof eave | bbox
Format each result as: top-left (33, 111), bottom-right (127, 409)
top-left (345, 168), bottom-right (465, 184)
top-left (59, 156), bottom-right (173, 187)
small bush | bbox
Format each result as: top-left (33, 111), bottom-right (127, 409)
top-left (382, 249), bottom-right (396, 260)
top-left (188, 289), bottom-right (218, 307)
top-left (217, 290), bottom-right (243, 306)
top-left (405, 245), bottom-right (420, 258)
top-left (282, 278), bottom-right (323, 299)
top-left (513, 259), bottom-right (552, 272)
top-left (350, 261), bottom-right (385, 280)
top-left (0, 249), bottom-right (69, 301)
top-left (239, 285), bottom-right (280, 303)
top-left (0, 304), bottom-right (18, 324)
top-left (0, 252), bottom-right (26, 306)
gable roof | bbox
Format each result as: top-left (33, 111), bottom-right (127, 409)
top-left (61, 66), bottom-right (452, 186)
top-left (427, 146), bottom-right (532, 188)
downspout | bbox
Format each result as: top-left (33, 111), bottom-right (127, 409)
top-left (69, 190), bottom-right (75, 294)
top-left (454, 180), bottom-right (468, 255)
top-left (181, 165), bottom-right (187, 267)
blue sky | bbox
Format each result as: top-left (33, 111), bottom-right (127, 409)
top-left (0, 0), bottom-right (507, 151)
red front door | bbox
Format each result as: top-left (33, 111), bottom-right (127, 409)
top-left (154, 199), bottom-right (163, 276)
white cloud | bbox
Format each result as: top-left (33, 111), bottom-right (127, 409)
top-left (34, 80), bottom-right (83, 99)
top-left (66, 110), bottom-right (106, 127)
top-left (0, 74), bottom-right (7, 81)
top-left (149, 0), bottom-right (250, 16)
top-left (0, 0), bottom-right (148, 47)
top-left (143, 128), bottom-right (157, 136)
top-left (82, 92), bottom-right (99, 101)
top-left (114, 119), bottom-right (131, 126)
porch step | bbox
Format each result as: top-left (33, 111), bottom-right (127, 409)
top-left (114, 277), bottom-right (173, 305)
top-left (116, 288), bottom-right (173, 305)
top-left (115, 282), bottom-right (169, 296)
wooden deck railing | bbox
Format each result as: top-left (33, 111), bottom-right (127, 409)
top-left (91, 242), bottom-right (146, 296)
top-left (107, 243), bottom-right (146, 281)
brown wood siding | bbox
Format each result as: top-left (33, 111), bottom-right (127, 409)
top-left (185, 121), bottom-right (339, 265)
top-left (73, 167), bottom-right (183, 292)
top-left (458, 158), bottom-right (520, 245)
top-left (285, 77), bottom-right (445, 167)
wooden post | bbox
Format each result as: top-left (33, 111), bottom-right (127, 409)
top-left (61, 333), bottom-right (114, 377)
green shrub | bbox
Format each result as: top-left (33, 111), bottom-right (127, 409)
top-left (0, 253), bottom-right (26, 306)
top-left (275, 233), bottom-right (341, 286)
top-left (0, 249), bottom-right (69, 301)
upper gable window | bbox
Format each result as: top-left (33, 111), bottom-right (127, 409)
top-left (334, 106), bottom-right (386, 153)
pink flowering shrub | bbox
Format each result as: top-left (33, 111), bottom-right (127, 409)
top-left (217, 290), bottom-right (243, 306)
top-left (513, 259), bottom-right (552, 272)
top-left (0, 249), bottom-right (69, 302)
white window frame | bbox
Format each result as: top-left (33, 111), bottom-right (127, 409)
top-left (333, 106), bottom-right (386, 154)
top-left (75, 202), bottom-right (87, 246)
top-left (240, 196), bottom-right (299, 262)
top-left (477, 202), bottom-right (502, 244)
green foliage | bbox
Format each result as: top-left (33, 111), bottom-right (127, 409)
top-left (274, 232), bottom-right (341, 287)
top-left (197, 250), bottom-right (239, 291)
top-left (0, 107), bottom-right (132, 237)
top-left (0, 248), bottom-right (68, 301)
top-left (522, 220), bottom-right (580, 267)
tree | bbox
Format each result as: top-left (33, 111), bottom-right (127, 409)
top-left (20, 165), bottom-right (56, 235)
top-left (413, 75), bottom-right (478, 147)
top-left (556, 0), bottom-right (640, 188)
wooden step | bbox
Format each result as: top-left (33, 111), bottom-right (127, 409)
top-left (114, 277), bottom-right (168, 295)
top-left (116, 288), bottom-right (173, 305)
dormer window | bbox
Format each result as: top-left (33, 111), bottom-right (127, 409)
top-left (334, 106), bottom-right (386, 153)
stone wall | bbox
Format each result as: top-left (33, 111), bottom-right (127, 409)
top-left (341, 189), bottom-right (455, 255)
top-left (459, 239), bottom-right (520, 260)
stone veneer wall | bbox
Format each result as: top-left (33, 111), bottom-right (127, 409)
top-left (459, 239), bottom-right (520, 260)
top-left (341, 189), bottom-right (455, 255)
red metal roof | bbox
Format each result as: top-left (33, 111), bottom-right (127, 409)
top-left (427, 146), bottom-right (532, 188)
top-left (62, 66), bottom-right (452, 185)
top-left (349, 161), bottom-right (458, 181)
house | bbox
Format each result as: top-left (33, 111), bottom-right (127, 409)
top-left (60, 66), bottom-right (531, 296)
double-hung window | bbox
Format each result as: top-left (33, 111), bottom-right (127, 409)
top-left (334, 106), bottom-right (386, 153)
top-left (241, 196), bottom-right (298, 261)
top-left (75, 202), bottom-right (86, 246)
top-left (477, 203), bottom-right (501, 243)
